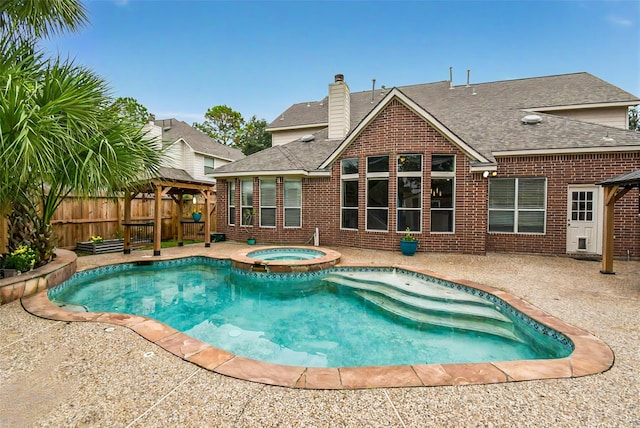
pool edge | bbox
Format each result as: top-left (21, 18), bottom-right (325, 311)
top-left (21, 254), bottom-right (614, 390)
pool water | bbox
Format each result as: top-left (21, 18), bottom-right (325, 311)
top-left (246, 248), bottom-right (325, 261)
top-left (49, 260), bottom-right (571, 368)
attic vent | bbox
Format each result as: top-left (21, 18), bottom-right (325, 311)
top-left (301, 134), bottom-right (315, 142)
top-left (521, 114), bottom-right (542, 125)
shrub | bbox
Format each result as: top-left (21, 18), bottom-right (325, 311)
top-left (4, 245), bottom-right (37, 272)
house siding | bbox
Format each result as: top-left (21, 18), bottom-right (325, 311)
top-left (546, 107), bottom-right (629, 129)
top-left (217, 100), bottom-right (639, 259)
top-left (487, 152), bottom-right (640, 257)
top-left (271, 126), bottom-right (326, 146)
top-left (217, 100), bottom-right (488, 254)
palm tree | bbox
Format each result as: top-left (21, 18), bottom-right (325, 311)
top-left (0, 0), bottom-right (88, 45)
top-left (0, 2), bottom-right (162, 264)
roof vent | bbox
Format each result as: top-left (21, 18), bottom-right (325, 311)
top-left (301, 134), bottom-right (315, 142)
top-left (521, 114), bottom-right (542, 125)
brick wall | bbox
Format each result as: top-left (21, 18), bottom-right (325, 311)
top-left (487, 152), bottom-right (640, 257)
top-left (216, 99), bottom-right (639, 258)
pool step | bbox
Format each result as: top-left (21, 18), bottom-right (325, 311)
top-left (323, 271), bottom-right (521, 342)
top-left (354, 290), bottom-right (522, 342)
top-left (323, 271), bottom-right (492, 306)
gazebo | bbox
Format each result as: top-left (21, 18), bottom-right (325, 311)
top-left (124, 167), bottom-right (215, 256)
top-left (597, 169), bottom-right (640, 274)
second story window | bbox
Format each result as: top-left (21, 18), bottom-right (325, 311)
top-left (204, 157), bottom-right (215, 175)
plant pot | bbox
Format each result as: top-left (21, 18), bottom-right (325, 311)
top-left (400, 239), bottom-right (418, 256)
top-left (1, 268), bottom-right (19, 278)
top-left (247, 238), bottom-right (256, 245)
top-left (192, 212), bottom-right (202, 222)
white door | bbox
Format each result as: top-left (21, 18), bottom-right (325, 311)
top-left (566, 185), bottom-right (602, 254)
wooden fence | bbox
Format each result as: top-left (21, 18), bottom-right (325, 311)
top-left (0, 195), bottom-right (216, 252)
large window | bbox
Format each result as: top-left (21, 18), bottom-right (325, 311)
top-left (488, 178), bottom-right (546, 233)
top-left (260, 179), bottom-right (276, 227)
top-left (284, 179), bottom-right (301, 227)
top-left (241, 179), bottom-right (253, 226)
top-left (397, 154), bottom-right (422, 232)
top-left (341, 158), bottom-right (359, 229)
top-left (430, 155), bottom-right (455, 232)
top-left (366, 155), bottom-right (389, 231)
top-left (228, 181), bottom-right (236, 226)
top-left (204, 157), bottom-right (215, 175)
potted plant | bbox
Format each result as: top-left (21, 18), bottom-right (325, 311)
top-left (192, 209), bottom-right (202, 222)
top-left (400, 227), bottom-right (419, 256)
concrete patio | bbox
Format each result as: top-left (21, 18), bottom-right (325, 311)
top-left (1, 242), bottom-right (639, 427)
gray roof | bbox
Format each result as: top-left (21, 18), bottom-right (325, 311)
top-left (154, 118), bottom-right (245, 162)
top-left (214, 129), bottom-right (341, 174)
top-left (598, 169), bottom-right (640, 187)
top-left (226, 72), bottom-right (640, 175)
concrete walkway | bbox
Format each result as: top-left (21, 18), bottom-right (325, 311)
top-left (1, 243), bottom-right (638, 427)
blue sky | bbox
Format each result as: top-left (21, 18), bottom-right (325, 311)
top-left (43, 0), bottom-right (639, 125)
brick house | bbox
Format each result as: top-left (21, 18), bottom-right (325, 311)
top-left (213, 73), bottom-right (640, 257)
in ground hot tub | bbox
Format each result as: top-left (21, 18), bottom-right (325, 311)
top-left (230, 246), bottom-right (341, 273)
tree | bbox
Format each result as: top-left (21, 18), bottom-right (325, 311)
top-left (193, 105), bottom-right (245, 147)
top-left (630, 106), bottom-right (639, 131)
top-left (0, 0), bottom-right (88, 45)
top-left (0, 2), bottom-right (162, 265)
top-left (238, 116), bottom-right (272, 155)
top-left (110, 97), bottom-right (150, 125)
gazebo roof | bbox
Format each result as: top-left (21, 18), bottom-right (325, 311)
top-left (597, 169), bottom-right (640, 188)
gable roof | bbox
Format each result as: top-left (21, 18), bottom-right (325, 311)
top-left (154, 118), bottom-right (245, 162)
top-left (214, 129), bottom-right (339, 177)
top-left (220, 72), bottom-right (640, 177)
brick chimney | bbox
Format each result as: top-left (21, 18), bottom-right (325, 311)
top-left (328, 74), bottom-right (350, 139)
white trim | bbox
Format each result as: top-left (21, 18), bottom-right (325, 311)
top-left (525, 101), bottom-right (640, 112)
top-left (213, 169), bottom-right (330, 179)
top-left (493, 145), bottom-right (640, 157)
top-left (266, 122), bottom-right (328, 132)
top-left (320, 88), bottom-right (491, 169)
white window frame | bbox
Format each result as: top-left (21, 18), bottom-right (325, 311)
top-left (259, 178), bottom-right (276, 228)
top-left (488, 177), bottom-right (547, 234)
top-left (284, 179), bottom-right (302, 228)
top-left (430, 155), bottom-right (455, 233)
top-left (240, 179), bottom-right (254, 227)
top-left (228, 181), bottom-right (236, 226)
top-left (366, 155), bottom-right (389, 232)
top-left (203, 157), bottom-right (215, 175)
top-left (341, 158), bottom-right (359, 230)
top-left (397, 154), bottom-right (422, 233)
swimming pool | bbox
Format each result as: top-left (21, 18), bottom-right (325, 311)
top-left (49, 257), bottom-right (570, 368)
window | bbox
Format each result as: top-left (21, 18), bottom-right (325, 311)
top-left (204, 157), bottom-right (214, 175)
top-left (366, 155), bottom-right (389, 231)
top-left (284, 179), bottom-right (301, 227)
top-left (431, 155), bottom-right (455, 232)
top-left (241, 179), bottom-right (253, 226)
top-left (260, 179), bottom-right (276, 227)
top-left (397, 154), bottom-right (422, 232)
top-left (341, 158), bottom-right (359, 229)
top-left (228, 181), bottom-right (236, 226)
top-left (488, 178), bottom-right (546, 233)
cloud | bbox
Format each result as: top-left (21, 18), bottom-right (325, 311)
top-left (607, 15), bottom-right (634, 27)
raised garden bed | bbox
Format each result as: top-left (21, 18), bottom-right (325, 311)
top-left (76, 239), bottom-right (124, 255)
